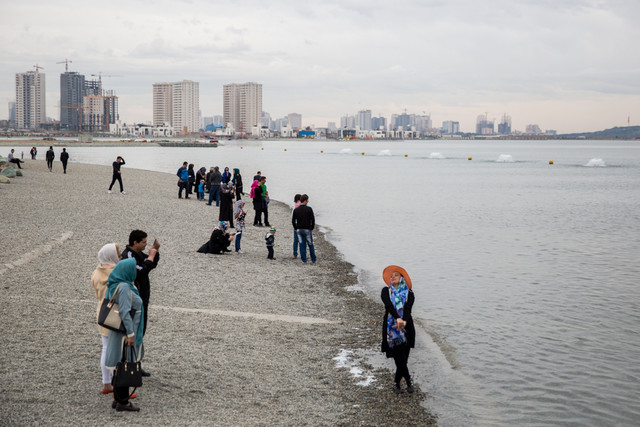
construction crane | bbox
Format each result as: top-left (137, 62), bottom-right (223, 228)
top-left (33, 64), bottom-right (44, 72)
top-left (56, 59), bottom-right (73, 72)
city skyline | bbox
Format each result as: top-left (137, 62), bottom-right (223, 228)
top-left (1, 0), bottom-right (638, 133)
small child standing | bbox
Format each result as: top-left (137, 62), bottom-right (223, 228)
top-left (265, 226), bottom-right (276, 260)
top-left (198, 181), bottom-right (205, 200)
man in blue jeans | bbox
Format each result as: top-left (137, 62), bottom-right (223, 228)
top-left (292, 194), bottom-right (316, 264)
top-left (207, 166), bottom-right (222, 206)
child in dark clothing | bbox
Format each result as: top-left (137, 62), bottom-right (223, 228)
top-left (265, 226), bottom-right (276, 260)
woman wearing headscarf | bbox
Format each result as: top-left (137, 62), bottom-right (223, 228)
top-left (197, 221), bottom-right (235, 254)
top-left (195, 167), bottom-right (207, 195)
top-left (381, 265), bottom-right (415, 394)
top-left (104, 257), bottom-right (144, 412)
top-left (219, 182), bottom-right (235, 228)
top-left (232, 168), bottom-right (243, 200)
top-left (91, 243), bottom-right (121, 395)
top-left (233, 200), bottom-right (247, 252)
top-left (187, 164), bottom-right (196, 195)
top-left (221, 166), bottom-right (231, 184)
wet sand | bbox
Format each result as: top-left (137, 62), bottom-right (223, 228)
top-left (0, 158), bottom-right (436, 426)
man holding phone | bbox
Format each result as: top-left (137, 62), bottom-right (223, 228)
top-left (121, 229), bottom-right (160, 377)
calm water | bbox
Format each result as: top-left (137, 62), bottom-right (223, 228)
top-left (25, 139), bottom-right (640, 425)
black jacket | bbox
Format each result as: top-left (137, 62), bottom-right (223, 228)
top-left (292, 205), bottom-right (315, 230)
top-left (197, 229), bottom-right (231, 254)
top-left (46, 149), bottom-right (55, 161)
top-left (112, 159), bottom-right (125, 175)
top-left (380, 286), bottom-right (415, 357)
top-left (60, 151), bottom-right (69, 162)
top-left (121, 246), bottom-right (159, 303)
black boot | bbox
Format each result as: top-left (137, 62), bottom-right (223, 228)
top-left (406, 378), bottom-right (414, 393)
top-left (393, 382), bottom-right (403, 394)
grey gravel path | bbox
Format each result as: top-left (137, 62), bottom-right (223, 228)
top-left (0, 158), bottom-right (436, 426)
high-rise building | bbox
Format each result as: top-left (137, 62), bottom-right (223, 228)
top-left (442, 121), bottom-right (460, 134)
top-left (371, 116), bottom-right (387, 130)
top-left (152, 80), bottom-right (199, 133)
top-left (498, 114), bottom-right (512, 134)
top-left (60, 72), bottom-right (85, 130)
top-left (223, 82), bottom-right (262, 135)
top-left (15, 70), bottom-right (46, 129)
top-left (287, 113), bottom-right (302, 130)
top-left (340, 114), bottom-right (355, 129)
top-left (476, 113), bottom-right (494, 135)
top-left (8, 102), bottom-right (16, 123)
top-left (356, 110), bottom-right (372, 130)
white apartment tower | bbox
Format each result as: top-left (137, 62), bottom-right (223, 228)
top-left (15, 70), bottom-right (46, 129)
top-left (223, 82), bottom-right (262, 135)
top-left (153, 80), bottom-right (199, 133)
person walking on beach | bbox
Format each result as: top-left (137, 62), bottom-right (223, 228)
top-left (121, 230), bottom-right (160, 377)
top-left (60, 148), bottom-right (69, 173)
top-left (90, 243), bottom-right (121, 396)
top-left (46, 146), bottom-right (55, 172)
top-left (292, 194), bottom-right (316, 264)
top-left (177, 162), bottom-right (190, 199)
top-left (7, 149), bottom-right (24, 169)
top-left (380, 265), bottom-right (415, 394)
top-left (265, 226), bottom-right (276, 260)
top-left (108, 156), bottom-right (126, 194)
top-left (207, 166), bottom-right (222, 206)
top-left (30, 146), bottom-right (37, 159)
top-left (104, 257), bottom-right (144, 412)
top-left (291, 194), bottom-right (302, 258)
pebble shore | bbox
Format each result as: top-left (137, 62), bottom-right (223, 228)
top-left (0, 158), bottom-right (436, 426)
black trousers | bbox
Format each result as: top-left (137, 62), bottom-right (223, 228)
top-left (392, 344), bottom-right (411, 384)
top-left (267, 246), bottom-right (274, 259)
top-left (109, 174), bottom-right (123, 192)
top-left (263, 207), bottom-right (270, 226)
top-left (114, 385), bottom-right (131, 405)
top-left (46, 159), bottom-right (53, 170)
top-left (9, 159), bottom-right (22, 169)
top-left (61, 160), bottom-right (68, 173)
top-left (253, 207), bottom-right (263, 225)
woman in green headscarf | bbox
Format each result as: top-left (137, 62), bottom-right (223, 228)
top-left (104, 257), bottom-right (144, 412)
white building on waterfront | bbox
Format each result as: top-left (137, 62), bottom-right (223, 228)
top-left (153, 80), bottom-right (199, 134)
top-left (15, 69), bottom-right (46, 129)
top-left (287, 113), bottom-right (302, 131)
top-left (223, 82), bottom-right (262, 136)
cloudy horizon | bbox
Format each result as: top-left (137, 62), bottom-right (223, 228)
top-left (1, 0), bottom-right (639, 133)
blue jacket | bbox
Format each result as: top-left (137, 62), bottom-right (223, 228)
top-left (177, 166), bottom-right (188, 181)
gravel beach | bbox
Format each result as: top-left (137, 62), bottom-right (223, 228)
top-left (0, 158), bottom-right (436, 426)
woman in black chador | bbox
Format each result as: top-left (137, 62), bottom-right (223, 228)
top-left (219, 182), bottom-right (235, 228)
top-left (197, 222), bottom-right (235, 254)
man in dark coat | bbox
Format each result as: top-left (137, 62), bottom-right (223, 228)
top-left (108, 156), bottom-right (126, 194)
top-left (46, 146), bottom-right (55, 172)
top-left (60, 148), bottom-right (69, 173)
top-left (121, 229), bottom-right (160, 376)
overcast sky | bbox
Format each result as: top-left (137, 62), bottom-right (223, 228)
top-left (1, 0), bottom-right (638, 133)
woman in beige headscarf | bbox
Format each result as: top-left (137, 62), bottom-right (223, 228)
top-left (91, 243), bottom-right (121, 394)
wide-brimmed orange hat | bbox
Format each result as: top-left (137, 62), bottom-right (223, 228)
top-left (382, 265), bottom-right (412, 289)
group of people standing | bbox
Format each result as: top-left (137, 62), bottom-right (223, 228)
top-left (90, 230), bottom-right (160, 412)
top-left (7, 146), bottom-right (69, 173)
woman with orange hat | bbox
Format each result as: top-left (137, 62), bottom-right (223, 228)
top-left (381, 265), bottom-right (415, 394)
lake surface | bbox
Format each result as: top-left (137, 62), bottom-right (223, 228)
top-left (21, 139), bottom-right (640, 425)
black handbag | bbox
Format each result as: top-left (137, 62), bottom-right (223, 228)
top-left (112, 342), bottom-right (142, 388)
top-left (98, 283), bottom-right (134, 333)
